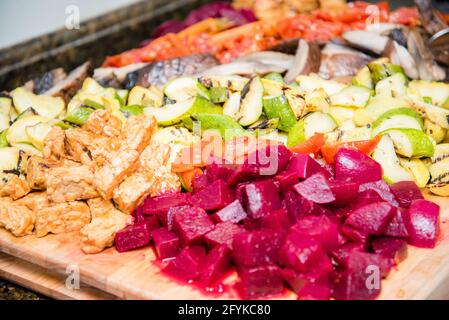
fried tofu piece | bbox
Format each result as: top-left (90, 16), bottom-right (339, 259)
top-left (43, 127), bottom-right (66, 160)
top-left (83, 110), bottom-right (122, 137)
top-left (46, 163), bottom-right (99, 203)
top-left (0, 197), bottom-right (35, 237)
top-left (26, 156), bottom-right (58, 190)
top-left (0, 176), bottom-right (31, 200)
top-left (35, 201), bottom-right (91, 237)
top-left (80, 198), bottom-right (132, 254)
top-left (122, 115), bottom-right (157, 154)
top-left (16, 192), bottom-right (49, 211)
top-left (113, 143), bottom-right (180, 214)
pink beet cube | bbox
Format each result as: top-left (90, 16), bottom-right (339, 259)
top-left (287, 153), bottom-right (330, 179)
top-left (233, 230), bottom-right (283, 267)
top-left (372, 237), bottom-right (408, 264)
top-left (331, 243), bottom-right (365, 267)
top-left (274, 170), bottom-right (299, 193)
top-left (345, 201), bottom-right (396, 236)
top-left (384, 207), bottom-right (409, 238)
top-left (279, 235), bottom-right (323, 273)
top-left (204, 221), bottom-right (244, 250)
top-left (115, 221), bottom-right (153, 253)
top-left (290, 215), bottom-right (339, 253)
top-left (334, 148), bottom-right (382, 184)
top-left (166, 246), bottom-right (206, 281)
top-left (241, 180), bottom-right (282, 219)
top-left (211, 200), bottom-right (247, 224)
top-left (158, 205), bottom-right (191, 230)
top-left (172, 207), bottom-right (215, 246)
top-left (390, 181), bottom-right (424, 208)
top-left (297, 283), bottom-right (330, 300)
top-left (199, 244), bottom-right (232, 286)
top-left (359, 180), bottom-right (399, 206)
top-left (238, 265), bottom-right (284, 299)
top-left (293, 174), bottom-right (336, 204)
top-left (251, 208), bottom-right (291, 233)
top-left (339, 225), bottom-right (369, 248)
top-left (406, 199), bottom-right (440, 248)
top-left (329, 180), bottom-right (359, 207)
top-left (190, 179), bottom-right (234, 211)
top-left (142, 192), bottom-right (190, 215)
top-left (283, 191), bottom-right (329, 223)
top-left (152, 228), bottom-right (180, 260)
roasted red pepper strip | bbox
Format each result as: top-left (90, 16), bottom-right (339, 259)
top-left (289, 133), bottom-right (326, 155)
top-left (321, 135), bottom-right (381, 164)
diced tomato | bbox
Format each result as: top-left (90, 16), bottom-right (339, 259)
top-left (290, 133), bottom-right (326, 155)
top-left (321, 136), bottom-right (381, 164)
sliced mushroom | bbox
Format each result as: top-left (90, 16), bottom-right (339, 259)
top-left (284, 39), bottom-right (321, 83)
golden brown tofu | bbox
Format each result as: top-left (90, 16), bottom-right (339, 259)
top-left (35, 201), bottom-right (91, 238)
top-left (0, 175), bottom-right (31, 200)
top-left (46, 163), bottom-right (99, 203)
top-left (93, 147), bottom-right (140, 200)
top-left (26, 156), bottom-right (58, 190)
top-left (0, 197), bottom-right (35, 237)
top-left (113, 143), bottom-right (180, 214)
top-left (43, 127), bottom-right (66, 160)
top-left (122, 115), bottom-right (157, 154)
top-left (16, 191), bottom-right (49, 211)
top-left (80, 198), bottom-right (132, 254)
top-left (83, 110), bottom-right (122, 137)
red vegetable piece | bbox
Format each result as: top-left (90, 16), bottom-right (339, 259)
top-left (406, 199), bottom-right (440, 248)
top-left (287, 154), bottom-right (330, 180)
top-left (293, 174), bottom-right (336, 204)
top-left (274, 170), bottom-right (299, 193)
top-left (297, 283), bottom-right (331, 300)
top-left (172, 207), bottom-right (215, 246)
top-left (158, 205), bottom-right (191, 230)
top-left (283, 191), bottom-right (329, 223)
top-left (340, 225), bottom-right (370, 248)
top-left (199, 244), bottom-right (232, 286)
top-left (359, 180), bottom-right (399, 206)
top-left (204, 222), bottom-right (244, 250)
top-left (334, 148), bottom-right (382, 184)
top-left (190, 179), bottom-right (234, 211)
top-left (115, 220), bottom-right (153, 252)
top-left (384, 207), bottom-right (409, 238)
top-left (211, 200), bottom-right (247, 224)
top-left (390, 181), bottom-right (424, 208)
top-left (345, 202), bottom-right (396, 236)
top-left (331, 243), bottom-right (365, 267)
top-left (167, 246), bottom-right (206, 281)
top-left (372, 237), bottom-right (408, 264)
top-left (240, 180), bottom-right (282, 219)
top-left (279, 235), bottom-right (324, 273)
top-left (142, 192), bottom-right (190, 215)
top-left (152, 228), bottom-right (180, 260)
top-left (238, 265), bottom-right (284, 299)
top-left (329, 180), bottom-right (359, 206)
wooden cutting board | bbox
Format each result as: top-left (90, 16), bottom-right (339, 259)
top-left (1, 193), bottom-right (449, 300)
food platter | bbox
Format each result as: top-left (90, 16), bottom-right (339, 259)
top-left (1, 0), bottom-right (449, 300)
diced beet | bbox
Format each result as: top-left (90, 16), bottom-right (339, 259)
top-left (206, 162), bottom-right (237, 183)
top-left (250, 208), bottom-right (291, 233)
top-left (331, 243), bottom-right (365, 267)
top-left (115, 220), bottom-right (153, 252)
top-left (332, 252), bottom-right (385, 300)
top-left (406, 199), bottom-right (440, 248)
top-left (192, 172), bottom-right (209, 192)
top-left (372, 237), bottom-right (408, 264)
top-left (334, 148), bottom-right (382, 184)
top-left (167, 246), bottom-right (206, 281)
top-left (229, 144), bottom-right (292, 185)
top-left (172, 207), bottom-right (215, 246)
top-left (211, 200), bottom-right (247, 224)
top-left (238, 265), bottom-right (284, 299)
top-left (384, 207), bottom-right (409, 238)
top-left (283, 191), bottom-right (328, 223)
top-left (297, 283), bottom-right (331, 300)
top-left (142, 192), bottom-right (190, 215)
top-left (282, 265), bottom-right (330, 295)
top-left (133, 203), bottom-right (146, 222)
top-left (233, 230), bottom-right (283, 267)
top-left (329, 180), bottom-right (359, 206)
top-left (293, 174), bottom-right (336, 204)
top-left (158, 205), bottom-right (191, 230)
top-left (204, 222), bottom-right (244, 250)
top-left (274, 170), bottom-right (299, 193)
top-left (142, 215), bottom-right (161, 231)
top-left (241, 180), bottom-right (282, 219)
top-left (359, 180), bottom-right (399, 206)
top-left (340, 225), bottom-right (369, 248)
top-left (152, 228), bottom-right (180, 260)
top-left (190, 179), bottom-right (234, 211)
top-left (235, 183), bottom-right (248, 204)
top-left (290, 215), bottom-right (339, 253)
top-left (199, 244), bottom-right (232, 286)
top-left (279, 235), bottom-right (324, 273)
top-left (390, 181), bottom-right (424, 208)
top-left (287, 154), bottom-right (330, 180)
top-left (345, 202), bottom-right (395, 236)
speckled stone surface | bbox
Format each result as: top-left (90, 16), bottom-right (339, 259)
top-left (0, 279), bottom-right (47, 300)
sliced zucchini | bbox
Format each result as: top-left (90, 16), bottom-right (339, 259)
top-left (0, 147), bottom-right (20, 173)
top-left (11, 142), bottom-right (41, 156)
top-left (305, 88), bottom-right (331, 112)
top-left (164, 77), bottom-right (205, 102)
top-left (424, 119), bottom-right (447, 144)
top-left (367, 61), bottom-right (405, 84)
top-left (6, 115), bottom-right (48, 145)
top-left (198, 75), bottom-right (249, 91)
top-left (0, 130), bottom-right (8, 148)
top-left (330, 85), bottom-right (372, 108)
top-left (408, 97), bottom-right (449, 129)
top-left (188, 114), bottom-right (247, 140)
top-left (64, 107), bottom-right (95, 126)
top-left (408, 80), bottom-right (449, 107)
top-left (81, 77), bottom-right (106, 95)
top-left (325, 126), bottom-right (372, 144)
top-left (372, 135), bottom-right (414, 184)
top-left (261, 78), bottom-right (284, 96)
top-left (121, 105), bottom-right (145, 118)
top-left (223, 92), bottom-right (241, 119)
top-left (400, 158), bottom-right (430, 188)
top-left (287, 111), bottom-right (337, 147)
top-left (103, 97), bottom-right (127, 124)
top-left (209, 87), bottom-right (229, 104)
top-left (296, 74), bottom-right (347, 96)
top-left (115, 89), bottom-right (129, 106)
top-left (11, 87), bottom-right (65, 119)
top-left (328, 106), bottom-right (356, 125)
top-left (284, 87), bottom-right (307, 118)
top-left (0, 113), bottom-right (9, 132)
top-left (352, 66), bottom-right (373, 89)
top-left (262, 95), bottom-right (297, 132)
top-left (264, 72), bottom-right (285, 83)
top-left (372, 108), bottom-right (423, 136)
top-left (25, 122), bottom-right (53, 150)
top-left (236, 76), bottom-right (264, 126)
top-left (365, 96), bottom-right (411, 121)
top-left (383, 128), bottom-right (434, 158)
top-left (0, 97), bottom-right (12, 114)
top-left (375, 73), bottom-right (408, 97)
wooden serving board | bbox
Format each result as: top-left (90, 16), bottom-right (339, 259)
top-left (1, 193), bottom-right (449, 300)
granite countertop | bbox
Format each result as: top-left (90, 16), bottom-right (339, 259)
top-left (0, 279), bottom-right (47, 300)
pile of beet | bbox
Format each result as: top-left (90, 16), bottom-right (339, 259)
top-left (114, 145), bottom-right (440, 300)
